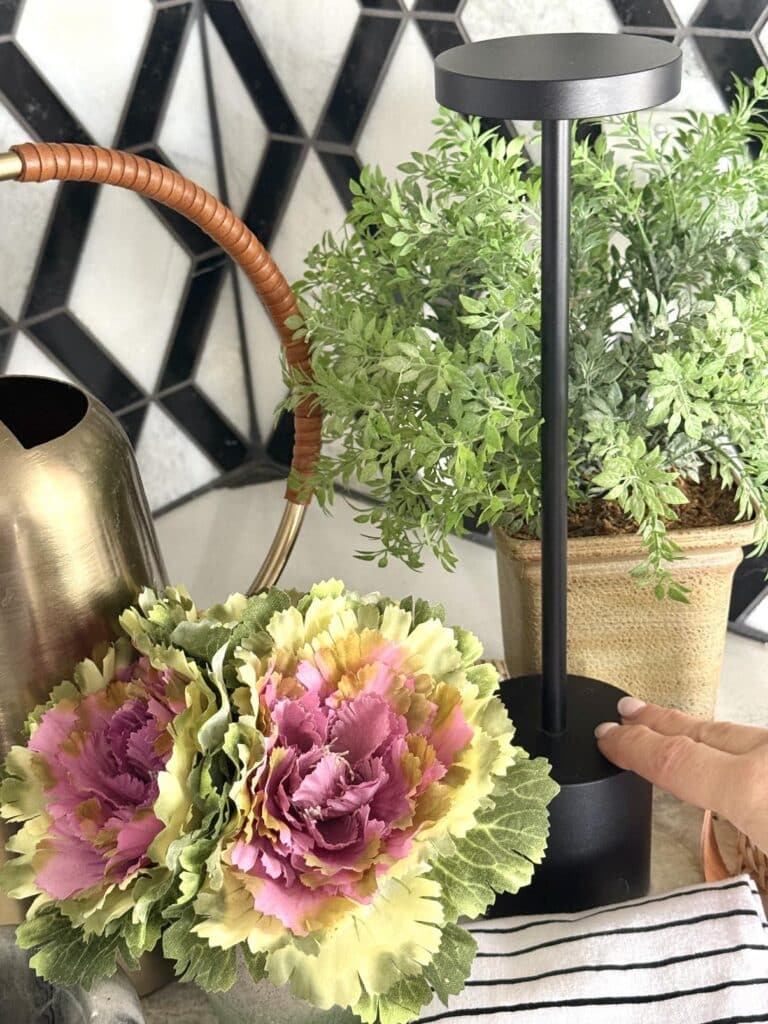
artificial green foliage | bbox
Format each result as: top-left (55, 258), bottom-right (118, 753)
top-left (286, 73), bottom-right (768, 597)
top-left (2, 581), bottom-right (557, 1023)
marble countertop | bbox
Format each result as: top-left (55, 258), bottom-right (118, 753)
top-left (137, 481), bottom-right (768, 1023)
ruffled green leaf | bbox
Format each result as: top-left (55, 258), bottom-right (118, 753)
top-left (428, 756), bottom-right (559, 922)
top-left (164, 907), bottom-right (238, 992)
top-left (122, 586), bottom-right (199, 651)
top-left (229, 590), bottom-right (293, 651)
top-left (16, 906), bottom-right (125, 989)
top-left (170, 619), bottom-right (232, 663)
top-left (355, 975), bottom-right (432, 1024)
top-left (357, 921), bottom-right (477, 1024)
top-left (423, 922), bottom-right (477, 1004)
top-left (242, 945), bottom-right (268, 984)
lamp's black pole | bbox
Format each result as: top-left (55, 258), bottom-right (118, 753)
top-left (540, 118), bottom-right (571, 735)
top-left (435, 32), bottom-right (681, 913)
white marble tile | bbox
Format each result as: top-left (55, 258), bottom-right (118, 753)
top-left (270, 149), bottom-right (346, 288)
top-left (69, 187), bottom-right (190, 393)
top-left (4, 331), bottom-right (73, 383)
top-left (16, 0), bottom-right (153, 145)
top-left (759, 20), bottom-right (768, 59)
top-left (236, 267), bottom-right (286, 444)
top-left (462, 0), bottom-right (619, 40)
top-left (136, 402), bottom-right (219, 511)
top-left (195, 273), bottom-right (251, 437)
top-left (158, 21), bottom-right (219, 199)
top-left (0, 103), bottom-right (58, 319)
top-left (239, 0), bottom-right (358, 135)
top-left (205, 15), bottom-right (268, 215)
top-left (670, 0), bottom-right (705, 23)
top-left (660, 38), bottom-right (726, 113)
top-left (357, 21), bottom-right (438, 181)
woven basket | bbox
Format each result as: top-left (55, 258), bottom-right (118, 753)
top-left (702, 810), bottom-right (768, 896)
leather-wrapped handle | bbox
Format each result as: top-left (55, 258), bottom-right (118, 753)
top-left (10, 142), bottom-right (320, 506)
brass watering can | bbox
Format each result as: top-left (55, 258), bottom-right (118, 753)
top-left (0, 143), bottom-right (321, 757)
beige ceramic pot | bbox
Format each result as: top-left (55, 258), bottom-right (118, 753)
top-left (494, 521), bottom-right (755, 718)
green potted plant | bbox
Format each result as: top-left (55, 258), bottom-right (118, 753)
top-left (285, 73), bottom-right (768, 718)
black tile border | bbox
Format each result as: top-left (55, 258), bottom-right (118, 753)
top-left (117, 3), bottom-right (193, 149)
top-left (611, 0), bottom-right (677, 29)
top-left (416, 16), bottom-right (466, 57)
top-left (160, 261), bottom-right (226, 389)
top-left (317, 14), bottom-right (402, 144)
top-left (317, 149), bottom-right (361, 209)
top-left (694, 0), bottom-right (768, 30)
top-left (23, 183), bottom-right (98, 317)
top-left (694, 33), bottom-right (766, 106)
top-left (0, 0), bottom-right (21, 36)
top-left (414, 0), bottom-right (463, 12)
top-left (241, 138), bottom-right (306, 247)
top-left (204, 0), bottom-right (302, 136)
top-left (359, 0), bottom-right (402, 10)
top-left (161, 382), bottom-right (250, 469)
top-left (0, 40), bottom-right (92, 143)
top-left (118, 403), bottom-right (150, 447)
top-left (28, 311), bottom-right (144, 410)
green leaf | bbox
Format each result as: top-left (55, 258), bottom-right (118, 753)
top-left (242, 945), bottom-right (267, 984)
top-left (163, 909), bottom-right (237, 992)
top-left (459, 294), bottom-right (484, 314)
top-left (16, 907), bottom-right (123, 990)
top-left (429, 756), bottom-right (559, 922)
top-left (422, 922), bottom-right (477, 1004)
top-left (170, 619), bottom-right (232, 663)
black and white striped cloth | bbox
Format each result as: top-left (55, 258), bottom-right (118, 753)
top-left (418, 876), bottom-right (768, 1023)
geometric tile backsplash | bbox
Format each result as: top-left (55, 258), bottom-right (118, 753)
top-left (0, 0), bottom-right (767, 511)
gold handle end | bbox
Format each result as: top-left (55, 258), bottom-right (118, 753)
top-left (247, 500), bottom-right (306, 594)
top-left (0, 152), bottom-right (22, 181)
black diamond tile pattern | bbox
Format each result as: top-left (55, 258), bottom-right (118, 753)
top-left (694, 0), bottom-right (768, 29)
top-left (0, 0), bottom-right (766, 526)
top-left (611, 0), bottom-right (676, 28)
top-left (318, 15), bottom-right (401, 144)
top-left (694, 35), bottom-right (765, 104)
top-left (116, 3), bottom-right (191, 149)
top-left (0, 1), bottom-right (20, 36)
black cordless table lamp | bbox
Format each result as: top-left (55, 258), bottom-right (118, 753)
top-left (435, 33), bottom-right (682, 914)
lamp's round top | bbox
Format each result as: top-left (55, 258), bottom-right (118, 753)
top-left (435, 33), bottom-right (681, 120)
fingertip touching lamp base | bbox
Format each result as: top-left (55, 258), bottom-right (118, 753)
top-left (492, 675), bottom-right (653, 916)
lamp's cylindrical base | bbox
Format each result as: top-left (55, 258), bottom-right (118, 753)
top-left (491, 675), bottom-right (653, 916)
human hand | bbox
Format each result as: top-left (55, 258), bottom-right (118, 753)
top-left (595, 697), bottom-right (768, 853)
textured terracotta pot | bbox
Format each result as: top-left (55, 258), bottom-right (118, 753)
top-left (494, 521), bottom-right (755, 718)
